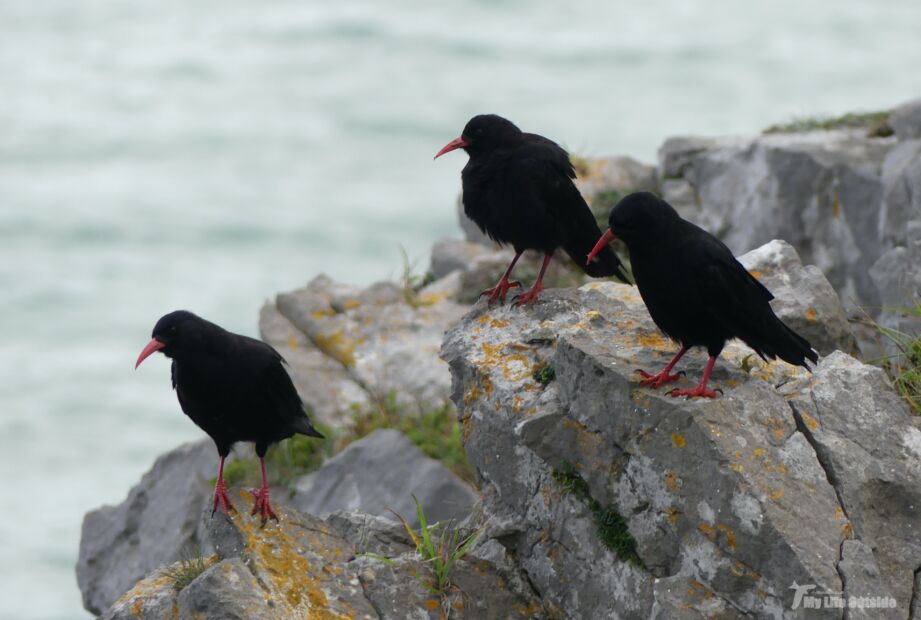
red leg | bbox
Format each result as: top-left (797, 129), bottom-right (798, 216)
top-left (211, 455), bottom-right (236, 516)
top-left (513, 253), bottom-right (553, 306)
top-left (250, 456), bottom-right (278, 524)
top-left (481, 251), bottom-right (523, 305)
top-left (637, 346), bottom-right (687, 389)
top-left (670, 355), bottom-right (720, 399)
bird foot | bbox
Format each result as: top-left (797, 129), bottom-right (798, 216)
top-left (211, 480), bottom-right (236, 516)
top-left (250, 487), bottom-right (279, 525)
top-left (636, 369), bottom-right (683, 389)
top-left (512, 283), bottom-right (544, 306)
top-left (480, 279), bottom-right (521, 305)
top-left (668, 385), bottom-right (719, 399)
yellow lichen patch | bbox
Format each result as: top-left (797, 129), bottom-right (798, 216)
top-left (631, 390), bottom-right (652, 407)
top-left (805, 307), bottom-right (817, 321)
top-left (562, 418), bottom-right (602, 456)
top-left (801, 412), bottom-right (819, 430)
top-left (750, 448), bottom-right (767, 461)
top-left (111, 572), bottom-right (176, 616)
top-left (311, 307), bottom-right (337, 319)
top-left (841, 522), bottom-right (854, 539)
top-left (460, 410), bottom-right (474, 443)
top-left (834, 507), bottom-right (845, 520)
top-left (342, 299), bottom-right (361, 310)
top-left (287, 336), bottom-right (298, 350)
top-left (831, 194), bottom-right (841, 218)
top-left (664, 470), bottom-right (681, 492)
top-left (729, 463), bottom-right (745, 473)
top-left (730, 561), bottom-right (761, 581)
top-left (231, 508), bottom-right (352, 620)
top-left (513, 600), bottom-right (546, 617)
top-left (769, 489), bottom-right (785, 501)
top-left (489, 318), bottom-right (509, 329)
top-left (698, 522), bottom-right (716, 540)
top-left (462, 384), bottom-right (480, 405)
top-left (425, 599), bottom-right (441, 610)
top-left (478, 315), bottom-right (490, 325)
top-left (699, 522), bottom-right (737, 552)
top-left (749, 270), bottom-right (762, 279)
top-left (687, 579), bottom-right (715, 602)
top-left (481, 374), bottom-right (494, 397)
top-left (477, 341), bottom-right (511, 369)
top-left (671, 433), bottom-right (687, 448)
top-left (636, 331), bottom-right (672, 351)
top-left (665, 506), bottom-right (682, 525)
top-left (511, 394), bottom-right (524, 414)
top-left (502, 354), bottom-right (532, 382)
top-left (313, 330), bottom-right (361, 368)
top-left (417, 291), bottom-right (448, 306)
top-left (716, 524), bottom-right (737, 552)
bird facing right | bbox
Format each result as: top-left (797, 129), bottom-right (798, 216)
top-left (587, 192), bottom-right (818, 398)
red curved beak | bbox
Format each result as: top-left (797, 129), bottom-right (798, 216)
top-left (135, 338), bottom-right (165, 369)
top-left (586, 229), bottom-right (617, 266)
top-left (434, 136), bottom-right (468, 159)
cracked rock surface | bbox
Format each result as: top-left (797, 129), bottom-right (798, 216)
top-left (99, 502), bottom-right (541, 620)
top-left (441, 273), bottom-right (916, 617)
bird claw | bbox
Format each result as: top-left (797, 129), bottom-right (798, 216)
top-left (211, 480), bottom-right (236, 517)
top-left (250, 487), bottom-right (279, 525)
top-left (512, 285), bottom-right (543, 306)
top-left (636, 369), bottom-right (683, 389)
top-left (480, 280), bottom-right (522, 305)
top-left (667, 385), bottom-right (719, 399)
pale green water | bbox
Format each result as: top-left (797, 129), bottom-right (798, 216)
top-left (1, 1), bottom-right (920, 617)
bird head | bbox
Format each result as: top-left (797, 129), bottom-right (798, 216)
top-left (434, 114), bottom-right (523, 159)
top-left (135, 310), bottom-right (208, 368)
top-left (586, 192), bottom-right (677, 265)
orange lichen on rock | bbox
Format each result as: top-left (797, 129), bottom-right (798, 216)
top-left (231, 507), bottom-right (353, 620)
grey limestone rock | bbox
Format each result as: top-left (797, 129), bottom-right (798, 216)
top-left (291, 429), bottom-right (477, 526)
top-left (98, 501), bottom-right (542, 619)
top-left (441, 254), bottom-right (916, 617)
top-left (889, 98), bottom-right (921, 140)
top-left (275, 274), bottom-right (467, 412)
top-left (76, 439), bottom-right (216, 615)
top-left (738, 239), bottom-right (858, 355)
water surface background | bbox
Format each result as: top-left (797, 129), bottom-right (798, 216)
top-left (2, 1), bottom-right (920, 617)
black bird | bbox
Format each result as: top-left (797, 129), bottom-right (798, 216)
top-left (135, 310), bottom-right (323, 523)
top-left (435, 114), bottom-right (629, 305)
top-left (586, 192), bottom-right (818, 398)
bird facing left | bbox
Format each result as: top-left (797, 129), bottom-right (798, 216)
top-left (135, 310), bottom-right (324, 524)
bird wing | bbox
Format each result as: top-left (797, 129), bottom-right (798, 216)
top-left (234, 336), bottom-right (323, 437)
top-left (686, 233), bottom-right (779, 358)
top-left (506, 140), bottom-right (593, 226)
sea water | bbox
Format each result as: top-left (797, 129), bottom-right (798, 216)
top-left (1, 0), bottom-right (919, 617)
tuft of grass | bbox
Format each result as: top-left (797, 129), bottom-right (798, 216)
top-left (398, 245), bottom-right (436, 308)
top-left (764, 110), bottom-right (893, 137)
top-left (862, 304), bottom-right (921, 414)
top-left (552, 461), bottom-right (643, 567)
top-left (367, 496), bottom-right (479, 599)
top-left (163, 547), bottom-right (215, 591)
top-left (532, 365), bottom-right (556, 386)
top-left (345, 393), bottom-right (474, 484)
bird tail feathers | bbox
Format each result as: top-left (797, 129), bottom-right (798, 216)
top-left (564, 233), bottom-right (630, 283)
top-left (747, 314), bottom-right (819, 370)
top-left (292, 416), bottom-right (325, 439)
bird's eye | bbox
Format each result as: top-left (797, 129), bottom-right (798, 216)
top-left (169, 326), bottom-right (178, 334)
